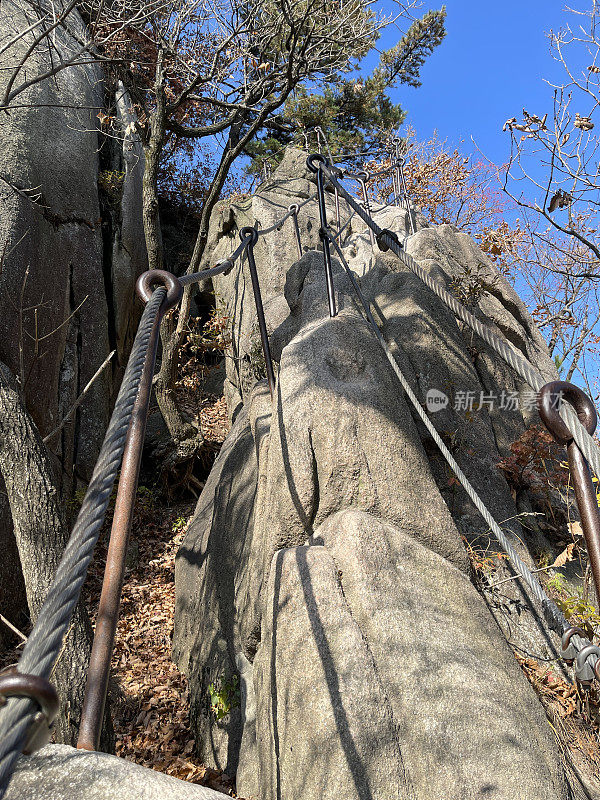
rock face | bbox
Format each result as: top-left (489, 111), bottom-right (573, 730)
top-left (174, 148), bottom-right (579, 798)
top-left (0, 3), bottom-right (147, 631)
top-left (253, 512), bottom-right (568, 800)
top-left (5, 745), bottom-right (226, 800)
top-left (0, 6), bottom-right (147, 474)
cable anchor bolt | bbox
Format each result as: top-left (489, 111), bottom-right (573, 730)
top-left (574, 644), bottom-right (600, 686)
top-left (376, 229), bottom-right (402, 252)
top-left (306, 153), bottom-right (327, 173)
top-left (0, 667), bottom-right (59, 754)
top-left (560, 626), bottom-right (586, 664)
top-left (136, 269), bottom-right (183, 310)
top-left (318, 225), bottom-right (332, 242)
top-left (215, 258), bottom-right (234, 276)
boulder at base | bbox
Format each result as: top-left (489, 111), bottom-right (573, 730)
top-left (4, 744), bottom-right (226, 800)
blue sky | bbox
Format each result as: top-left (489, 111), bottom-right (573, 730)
top-left (379, 0), bottom-right (570, 165)
top-left (368, 2), bottom-right (600, 390)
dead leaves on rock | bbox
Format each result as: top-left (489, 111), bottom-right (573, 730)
top-left (515, 652), bottom-right (600, 775)
top-left (516, 653), bottom-right (578, 718)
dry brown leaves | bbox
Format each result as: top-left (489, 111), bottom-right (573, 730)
top-left (85, 394), bottom-right (233, 793)
top-left (176, 387), bottom-right (230, 450)
top-left (515, 653), bottom-right (578, 718)
top-left (515, 652), bottom-right (600, 778)
top-left (96, 500), bottom-right (237, 795)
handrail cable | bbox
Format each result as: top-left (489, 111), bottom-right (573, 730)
top-left (326, 226), bottom-right (599, 682)
top-left (2, 141), bottom-right (598, 795)
top-left (180, 192), bottom-right (319, 288)
top-left (319, 158), bottom-right (600, 491)
top-left (0, 148), bottom-right (402, 795)
top-left (0, 286), bottom-right (171, 794)
top-left (327, 230), bottom-right (568, 630)
top-left (307, 154), bottom-right (600, 681)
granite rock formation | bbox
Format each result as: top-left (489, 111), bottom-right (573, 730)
top-left (173, 148), bottom-right (585, 798)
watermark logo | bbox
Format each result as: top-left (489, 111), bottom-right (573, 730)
top-left (426, 389), bottom-right (449, 413)
top-left (423, 388), bottom-right (546, 413)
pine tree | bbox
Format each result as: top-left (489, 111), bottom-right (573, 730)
top-left (245, 7), bottom-right (446, 173)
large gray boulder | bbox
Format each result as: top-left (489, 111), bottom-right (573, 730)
top-left (204, 148), bottom-right (340, 414)
top-left (174, 147), bottom-right (580, 798)
top-left (253, 539), bottom-right (408, 800)
top-left (4, 745), bottom-right (226, 800)
top-left (0, 2), bottom-right (108, 481)
top-left (249, 510), bottom-right (569, 800)
top-left (0, 3), bottom-right (147, 476)
top-left (174, 403), bottom-right (260, 770)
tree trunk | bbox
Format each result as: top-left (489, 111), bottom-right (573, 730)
top-left (0, 361), bottom-right (113, 750)
top-left (0, 486), bottom-right (27, 652)
top-left (152, 133), bottom-right (244, 461)
top-left (149, 101), bottom-right (291, 466)
top-left (142, 48), bottom-right (167, 273)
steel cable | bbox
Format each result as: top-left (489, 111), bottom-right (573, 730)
top-left (0, 183), bottom-right (326, 791)
top-left (0, 287), bottom-right (166, 797)
top-left (179, 192), bottom-right (319, 289)
top-left (327, 231), bottom-right (569, 631)
top-left (3, 146), bottom-right (597, 795)
top-left (321, 162), bottom-right (600, 493)
top-left (254, 191), bottom-right (318, 236)
top-left (179, 259), bottom-right (240, 287)
top-left (321, 162), bottom-right (598, 674)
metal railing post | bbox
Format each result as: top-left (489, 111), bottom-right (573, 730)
top-left (539, 381), bottom-right (600, 607)
top-left (392, 169), bottom-right (400, 208)
top-left (393, 137), bottom-right (416, 236)
top-left (77, 270), bottom-right (182, 752)
top-left (240, 227), bottom-right (277, 396)
top-left (357, 170), bottom-right (375, 247)
top-left (393, 136), bottom-right (403, 209)
top-left (398, 159), bottom-right (416, 235)
top-left (315, 126), bottom-right (341, 231)
top-left (288, 204), bottom-right (303, 260)
top-left (306, 154), bottom-right (337, 318)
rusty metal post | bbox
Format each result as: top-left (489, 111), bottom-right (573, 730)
top-left (392, 169), bottom-right (400, 208)
top-left (393, 137), bottom-right (416, 235)
top-left (240, 227), bottom-right (276, 397)
top-left (306, 154), bottom-right (337, 318)
top-left (393, 137), bottom-right (403, 210)
top-left (398, 159), bottom-right (416, 235)
top-left (77, 270), bottom-right (182, 752)
top-left (539, 381), bottom-right (600, 607)
top-left (314, 126), bottom-right (341, 232)
top-left (288, 204), bottom-right (303, 260)
top-left (357, 170), bottom-right (375, 247)
top-left (334, 186), bottom-right (341, 232)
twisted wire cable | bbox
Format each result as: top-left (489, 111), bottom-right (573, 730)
top-left (0, 288), bottom-right (166, 796)
top-left (321, 162), bottom-right (600, 492)
top-left (3, 148), bottom-right (599, 796)
top-left (179, 259), bottom-right (240, 287)
top-left (327, 231), bottom-right (569, 632)
top-left (0, 182), bottom-right (337, 791)
top-left (180, 192), bottom-right (319, 288)
top-left (254, 191), bottom-right (318, 236)
top-left (322, 167), bottom-right (598, 673)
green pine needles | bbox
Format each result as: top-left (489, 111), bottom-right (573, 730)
top-left (246, 6), bottom-right (446, 174)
